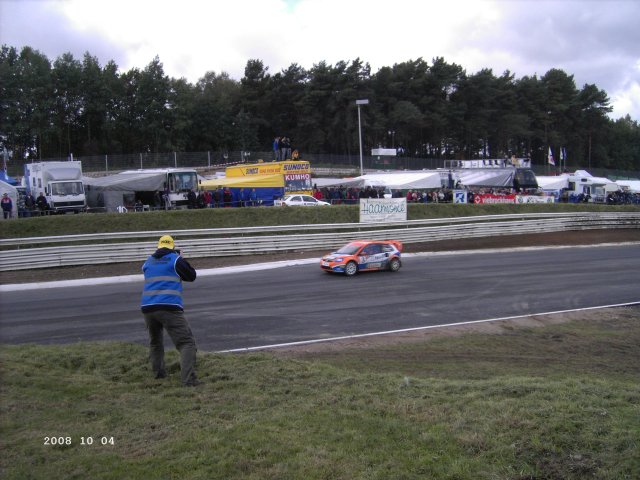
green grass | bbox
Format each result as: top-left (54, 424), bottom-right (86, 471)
top-left (1, 203), bottom-right (638, 240)
top-left (2, 308), bottom-right (639, 479)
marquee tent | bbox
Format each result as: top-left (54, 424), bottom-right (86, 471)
top-left (455, 169), bottom-right (517, 188)
top-left (615, 180), bottom-right (640, 193)
top-left (318, 168), bottom-right (536, 190)
top-left (83, 172), bottom-right (175, 211)
top-left (535, 175), bottom-right (569, 191)
top-left (319, 171), bottom-right (442, 190)
top-left (83, 171), bottom-right (170, 192)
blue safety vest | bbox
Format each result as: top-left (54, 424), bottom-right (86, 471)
top-left (141, 252), bottom-right (183, 310)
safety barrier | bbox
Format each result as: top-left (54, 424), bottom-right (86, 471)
top-left (0, 212), bottom-right (638, 271)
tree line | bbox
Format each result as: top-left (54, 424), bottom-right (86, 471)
top-left (1, 44), bottom-right (639, 171)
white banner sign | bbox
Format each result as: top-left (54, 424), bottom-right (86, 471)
top-left (516, 195), bottom-right (555, 204)
top-left (359, 198), bottom-right (407, 223)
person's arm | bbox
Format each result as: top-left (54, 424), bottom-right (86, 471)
top-left (175, 255), bottom-right (197, 282)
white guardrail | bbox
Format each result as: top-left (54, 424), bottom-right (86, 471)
top-left (1, 212), bottom-right (639, 271)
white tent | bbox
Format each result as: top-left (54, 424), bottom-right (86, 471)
top-left (317, 171), bottom-right (443, 190)
top-left (569, 170), bottom-right (615, 186)
top-left (83, 171), bottom-right (169, 192)
top-left (535, 175), bottom-right (569, 191)
top-left (317, 168), bottom-right (538, 190)
top-left (83, 172), bottom-right (170, 211)
top-left (615, 180), bottom-right (640, 193)
top-left (454, 169), bottom-right (516, 188)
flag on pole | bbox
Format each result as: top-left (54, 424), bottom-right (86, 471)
top-left (548, 147), bottom-right (555, 166)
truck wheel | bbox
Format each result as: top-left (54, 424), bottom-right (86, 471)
top-left (344, 261), bottom-right (358, 276)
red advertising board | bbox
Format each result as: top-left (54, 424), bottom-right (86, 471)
top-left (473, 194), bottom-right (516, 204)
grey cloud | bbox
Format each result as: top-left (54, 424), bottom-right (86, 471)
top-left (0, 1), bottom-right (128, 69)
top-left (464, 0), bottom-right (640, 95)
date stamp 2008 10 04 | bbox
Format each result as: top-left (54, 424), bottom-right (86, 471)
top-left (43, 436), bottom-right (115, 446)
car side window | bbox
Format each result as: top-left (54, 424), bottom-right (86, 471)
top-left (362, 244), bottom-right (382, 255)
top-left (302, 195), bottom-right (315, 202)
top-left (291, 196), bottom-right (301, 202)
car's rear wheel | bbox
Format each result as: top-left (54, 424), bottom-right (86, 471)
top-left (344, 261), bottom-right (358, 276)
top-left (388, 257), bottom-right (401, 272)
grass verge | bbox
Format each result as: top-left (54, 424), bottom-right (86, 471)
top-left (1, 307), bottom-right (639, 479)
top-left (2, 203), bottom-right (638, 240)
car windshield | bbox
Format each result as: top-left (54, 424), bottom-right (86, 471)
top-left (335, 243), bottom-right (362, 255)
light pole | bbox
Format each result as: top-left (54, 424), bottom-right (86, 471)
top-left (356, 99), bottom-right (369, 176)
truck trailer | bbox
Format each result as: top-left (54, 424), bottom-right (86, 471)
top-left (23, 161), bottom-right (86, 213)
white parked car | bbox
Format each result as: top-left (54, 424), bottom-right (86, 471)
top-left (274, 195), bottom-right (330, 207)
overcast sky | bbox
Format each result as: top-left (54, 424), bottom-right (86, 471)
top-left (1, 0), bottom-right (639, 120)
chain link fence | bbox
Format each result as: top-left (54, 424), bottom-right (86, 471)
top-left (6, 151), bottom-right (639, 180)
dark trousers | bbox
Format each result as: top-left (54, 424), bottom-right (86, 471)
top-left (144, 309), bottom-right (198, 385)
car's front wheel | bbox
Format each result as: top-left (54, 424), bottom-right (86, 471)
top-left (388, 257), bottom-right (401, 272)
top-left (344, 261), bottom-right (358, 276)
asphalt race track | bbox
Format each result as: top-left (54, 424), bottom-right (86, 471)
top-left (1, 244), bottom-right (639, 352)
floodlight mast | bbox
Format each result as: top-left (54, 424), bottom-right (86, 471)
top-left (356, 99), bottom-right (369, 176)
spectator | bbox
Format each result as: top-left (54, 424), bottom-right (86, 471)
top-left (202, 189), bottom-right (212, 208)
top-left (153, 191), bottom-right (162, 209)
top-left (223, 187), bottom-right (232, 207)
top-left (24, 192), bottom-right (36, 217)
top-left (36, 192), bottom-right (48, 215)
top-left (213, 187), bottom-right (222, 208)
top-left (406, 190), bottom-right (413, 203)
top-left (280, 137), bottom-right (291, 160)
top-left (187, 189), bottom-right (197, 209)
top-left (330, 187), bottom-right (341, 204)
top-left (249, 188), bottom-right (258, 206)
top-left (1, 193), bottom-right (12, 219)
top-left (162, 188), bottom-right (170, 210)
top-left (273, 137), bottom-right (281, 161)
top-left (196, 191), bottom-right (206, 209)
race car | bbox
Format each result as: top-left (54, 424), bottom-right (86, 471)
top-left (320, 240), bottom-right (403, 276)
